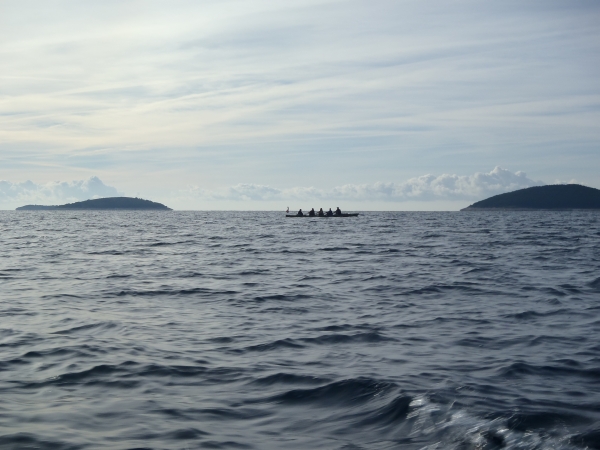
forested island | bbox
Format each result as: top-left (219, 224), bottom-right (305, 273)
top-left (16, 197), bottom-right (172, 211)
top-left (462, 184), bottom-right (600, 211)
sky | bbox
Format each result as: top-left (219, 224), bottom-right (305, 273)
top-left (1, 0), bottom-right (599, 210)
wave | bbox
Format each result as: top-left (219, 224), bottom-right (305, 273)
top-left (236, 269), bottom-right (271, 276)
top-left (164, 428), bottom-right (210, 440)
top-left (251, 372), bottom-right (330, 386)
top-left (16, 362), bottom-right (244, 390)
top-left (589, 277), bottom-right (600, 289)
top-left (243, 338), bottom-right (304, 352)
top-left (570, 429), bottom-right (600, 449)
top-left (50, 321), bottom-right (119, 335)
top-left (87, 250), bottom-right (131, 255)
top-left (506, 410), bottom-right (593, 431)
top-left (147, 239), bottom-right (199, 247)
top-left (1, 308), bottom-right (37, 316)
top-left (262, 378), bottom-right (396, 406)
top-left (300, 331), bottom-right (395, 345)
top-left (0, 433), bottom-right (82, 450)
top-left (112, 287), bottom-right (238, 297)
top-left (502, 308), bottom-right (573, 320)
top-left (251, 294), bottom-right (310, 302)
top-left (498, 362), bottom-right (600, 380)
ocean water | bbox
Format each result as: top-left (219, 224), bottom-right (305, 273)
top-left (1, 211), bottom-right (599, 450)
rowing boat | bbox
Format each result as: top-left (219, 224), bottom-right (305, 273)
top-left (286, 213), bottom-right (359, 218)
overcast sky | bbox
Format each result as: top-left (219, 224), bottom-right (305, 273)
top-left (1, 0), bottom-right (599, 210)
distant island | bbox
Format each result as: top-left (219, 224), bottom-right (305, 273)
top-left (462, 184), bottom-right (600, 211)
top-left (16, 197), bottom-right (172, 211)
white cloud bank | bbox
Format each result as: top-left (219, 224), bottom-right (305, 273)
top-left (0, 176), bottom-right (121, 208)
top-left (184, 167), bottom-right (544, 203)
top-left (0, 167), bottom-right (544, 210)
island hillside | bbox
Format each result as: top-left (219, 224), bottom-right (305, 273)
top-left (16, 197), bottom-right (172, 211)
top-left (461, 184), bottom-right (600, 211)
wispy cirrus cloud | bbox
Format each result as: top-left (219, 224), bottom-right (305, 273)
top-left (1, 0), bottom-right (599, 193)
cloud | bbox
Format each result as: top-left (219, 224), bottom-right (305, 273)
top-left (183, 167), bottom-right (544, 203)
top-left (1, 0), bottom-right (599, 193)
top-left (0, 176), bottom-right (121, 207)
top-left (553, 178), bottom-right (579, 185)
top-left (0, 167), bottom-right (545, 210)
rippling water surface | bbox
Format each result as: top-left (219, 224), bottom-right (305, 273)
top-left (1, 211), bottom-right (600, 450)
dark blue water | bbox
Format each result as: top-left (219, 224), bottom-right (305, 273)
top-left (1, 211), bottom-right (599, 450)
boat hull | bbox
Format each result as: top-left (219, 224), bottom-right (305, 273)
top-left (286, 214), bottom-right (359, 218)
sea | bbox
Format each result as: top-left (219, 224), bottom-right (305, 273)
top-left (1, 211), bottom-right (599, 450)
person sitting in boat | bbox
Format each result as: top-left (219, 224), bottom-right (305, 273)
top-left (326, 208), bottom-right (333, 216)
top-left (308, 208), bottom-right (316, 216)
top-left (297, 209), bottom-right (304, 216)
top-left (286, 207), bottom-right (289, 213)
top-left (335, 207), bottom-right (342, 215)
top-left (318, 208), bottom-right (325, 216)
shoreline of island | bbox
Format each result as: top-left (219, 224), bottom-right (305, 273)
top-left (462, 208), bottom-right (600, 211)
top-left (461, 184), bottom-right (600, 211)
top-left (16, 197), bottom-right (172, 211)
